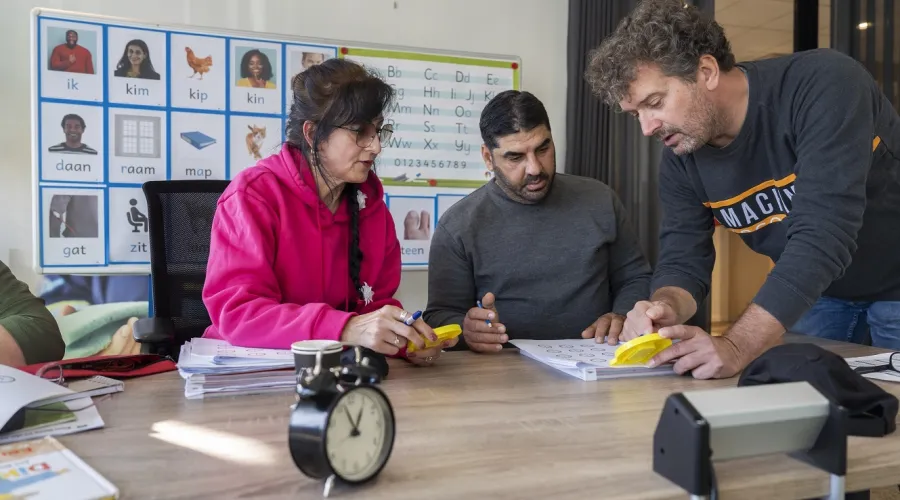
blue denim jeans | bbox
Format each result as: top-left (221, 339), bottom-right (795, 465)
top-left (791, 296), bottom-right (900, 350)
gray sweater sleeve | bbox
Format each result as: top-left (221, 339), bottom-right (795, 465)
top-left (423, 223), bottom-right (472, 333)
top-left (651, 153), bottom-right (716, 308)
top-left (608, 192), bottom-right (652, 315)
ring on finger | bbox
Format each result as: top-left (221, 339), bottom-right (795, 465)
top-left (394, 336), bottom-right (402, 347)
top-left (398, 310), bottom-right (408, 322)
top-left (425, 356), bottom-right (434, 363)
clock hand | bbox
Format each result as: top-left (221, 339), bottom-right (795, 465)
top-left (354, 405), bottom-right (364, 430)
top-left (343, 406), bottom-right (360, 436)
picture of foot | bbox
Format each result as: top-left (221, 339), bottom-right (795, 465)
top-left (185, 46), bottom-right (212, 79)
top-left (404, 210), bottom-right (431, 240)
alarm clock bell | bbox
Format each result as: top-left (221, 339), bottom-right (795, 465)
top-left (287, 340), bottom-right (396, 498)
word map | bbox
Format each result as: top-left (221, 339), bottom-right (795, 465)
top-left (32, 11), bottom-right (521, 273)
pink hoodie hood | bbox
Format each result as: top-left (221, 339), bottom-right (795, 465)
top-left (201, 143), bottom-right (402, 349)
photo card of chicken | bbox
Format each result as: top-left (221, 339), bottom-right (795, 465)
top-left (170, 33), bottom-right (226, 110)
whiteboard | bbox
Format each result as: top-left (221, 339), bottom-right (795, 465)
top-left (31, 8), bottom-right (522, 275)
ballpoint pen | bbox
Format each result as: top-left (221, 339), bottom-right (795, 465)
top-left (477, 300), bottom-right (491, 326)
top-left (403, 310), bottom-right (422, 326)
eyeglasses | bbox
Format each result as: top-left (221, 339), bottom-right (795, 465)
top-left (852, 352), bottom-right (900, 375)
top-left (339, 123), bottom-right (393, 148)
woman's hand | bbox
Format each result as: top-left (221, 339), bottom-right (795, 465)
top-left (406, 335), bottom-right (459, 366)
top-left (341, 305), bottom-right (434, 356)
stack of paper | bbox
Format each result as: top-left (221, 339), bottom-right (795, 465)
top-left (177, 338), bottom-right (297, 399)
top-left (0, 365), bottom-right (105, 445)
top-left (509, 338), bottom-right (675, 381)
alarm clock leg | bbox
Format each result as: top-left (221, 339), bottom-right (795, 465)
top-left (323, 474), bottom-right (336, 498)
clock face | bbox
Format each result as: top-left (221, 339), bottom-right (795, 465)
top-left (324, 386), bottom-right (395, 482)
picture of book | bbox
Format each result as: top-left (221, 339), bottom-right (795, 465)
top-left (180, 131), bottom-right (216, 150)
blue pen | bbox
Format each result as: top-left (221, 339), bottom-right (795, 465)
top-left (403, 310), bottom-right (422, 326)
top-left (477, 300), bottom-right (492, 326)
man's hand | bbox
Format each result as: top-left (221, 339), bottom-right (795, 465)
top-left (581, 313), bottom-right (625, 345)
top-left (621, 300), bottom-right (680, 342)
top-left (648, 325), bottom-right (745, 379)
top-left (462, 292), bottom-right (507, 353)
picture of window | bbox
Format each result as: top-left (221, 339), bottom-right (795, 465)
top-left (114, 114), bottom-right (160, 158)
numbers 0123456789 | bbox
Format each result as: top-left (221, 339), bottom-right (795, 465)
top-left (393, 159), bottom-right (467, 168)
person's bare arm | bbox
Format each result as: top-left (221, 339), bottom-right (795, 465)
top-left (0, 324), bottom-right (27, 367)
top-left (651, 286), bottom-right (698, 325)
top-left (721, 303), bottom-right (785, 364)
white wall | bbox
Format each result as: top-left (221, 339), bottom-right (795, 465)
top-left (0, 0), bottom-right (569, 310)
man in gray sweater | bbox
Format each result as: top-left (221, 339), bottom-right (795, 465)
top-left (424, 90), bottom-right (652, 353)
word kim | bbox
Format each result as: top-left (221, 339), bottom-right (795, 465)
top-left (56, 159), bottom-right (92, 172)
top-left (185, 167), bottom-right (213, 178)
top-left (126, 83), bottom-right (149, 96)
top-left (67, 78), bottom-right (79, 90)
top-left (63, 245), bottom-right (88, 258)
top-left (247, 93), bottom-right (264, 104)
top-left (131, 242), bottom-right (148, 253)
top-left (189, 88), bottom-right (208, 102)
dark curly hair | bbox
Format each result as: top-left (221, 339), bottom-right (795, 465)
top-left (585, 0), bottom-right (735, 108)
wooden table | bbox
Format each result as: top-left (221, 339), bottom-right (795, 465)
top-left (60, 335), bottom-right (900, 499)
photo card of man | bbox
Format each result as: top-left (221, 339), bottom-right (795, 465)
top-left (40, 101), bottom-right (104, 183)
top-left (108, 186), bottom-right (150, 263)
top-left (229, 115), bottom-right (283, 177)
top-left (41, 186), bottom-right (106, 266)
top-left (387, 195), bottom-right (435, 265)
top-left (170, 33), bottom-right (226, 111)
top-left (40, 19), bottom-right (102, 102)
top-left (230, 40), bottom-right (282, 114)
top-left (171, 111), bottom-right (226, 180)
top-left (107, 27), bottom-right (167, 107)
top-left (283, 44), bottom-right (336, 114)
top-left (107, 108), bottom-right (168, 184)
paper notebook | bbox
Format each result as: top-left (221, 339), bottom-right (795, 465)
top-left (0, 436), bottom-right (118, 499)
top-left (179, 131), bottom-right (216, 150)
top-left (845, 353), bottom-right (900, 383)
top-left (510, 339), bottom-right (675, 381)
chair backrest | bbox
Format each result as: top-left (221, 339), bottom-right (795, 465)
top-left (142, 180), bottom-right (230, 349)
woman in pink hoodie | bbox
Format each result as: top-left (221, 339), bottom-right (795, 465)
top-left (202, 58), bottom-right (456, 365)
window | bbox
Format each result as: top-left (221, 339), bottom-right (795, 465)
top-left (115, 114), bottom-right (161, 158)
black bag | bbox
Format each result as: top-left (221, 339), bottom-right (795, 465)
top-left (738, 343), bottom-right (898, 437)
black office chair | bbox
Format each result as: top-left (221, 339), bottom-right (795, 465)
top-left (132, 180), bottom-right (230, 361)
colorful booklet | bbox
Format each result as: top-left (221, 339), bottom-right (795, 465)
top-left (0, 436), bottom-right (118, 499)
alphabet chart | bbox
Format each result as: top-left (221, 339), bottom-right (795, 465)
top-left (31, 8), bottom-right (521, 274)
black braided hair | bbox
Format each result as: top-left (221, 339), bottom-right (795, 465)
top-left (344, 183), bottom-right (365, 300)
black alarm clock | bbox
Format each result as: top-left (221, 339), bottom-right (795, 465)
top-left (288, 343), bottom-right (395, 497)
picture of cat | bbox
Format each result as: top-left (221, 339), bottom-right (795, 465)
top-left (245, 124), bottom-right (265, 160)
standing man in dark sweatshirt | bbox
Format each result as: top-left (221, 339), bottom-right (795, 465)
top-left (424, 90), bottom-right (652, 353)
top-left (585, 0), bottom-right (900, 379)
